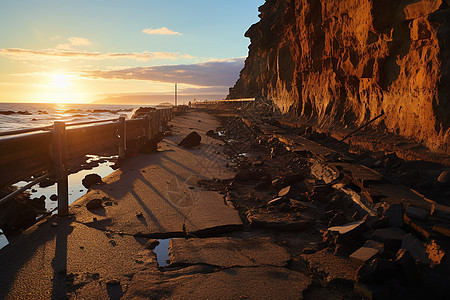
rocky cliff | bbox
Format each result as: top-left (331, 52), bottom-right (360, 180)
top-left (228, 0), bottom-right (450, 153)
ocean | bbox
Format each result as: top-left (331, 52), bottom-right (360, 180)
top-left (0, 102), bottom-right (142, 132)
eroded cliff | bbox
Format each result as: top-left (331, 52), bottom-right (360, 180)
top-left (228, 0), bottom-right (450, 153)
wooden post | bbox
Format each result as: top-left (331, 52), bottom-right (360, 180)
top-left (53, 121), bottom-right (69, 216)
top-left (144, 115), bottom-right (150, 140)
top-left (119, 116), bottom-right (126, 159)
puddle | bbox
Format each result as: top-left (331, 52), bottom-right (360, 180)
top-left (14, 155), bottom-right (117, 212)
top-left (153, 239), bottom-right (171, 267)
top-left (0, 230), bottom-right (9, 250)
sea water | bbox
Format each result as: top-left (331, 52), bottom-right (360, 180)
top-left (0, 102), bottom-right (140, 132)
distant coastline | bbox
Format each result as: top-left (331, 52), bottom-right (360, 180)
top-left (93, 94), bottom-right (226, 105)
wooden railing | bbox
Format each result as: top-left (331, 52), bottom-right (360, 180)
top-left (0, 107), bottom-right (175, 215)
top-left (192, 98), bottom-right (255, 108)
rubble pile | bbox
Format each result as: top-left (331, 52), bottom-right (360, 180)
top-left (200, 103), bottom-right (450, 299)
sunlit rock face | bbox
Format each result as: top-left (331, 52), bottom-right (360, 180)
top-left (228, 0), bottom-right (450, 153)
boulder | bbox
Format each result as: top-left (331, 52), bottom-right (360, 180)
top-left (86, 199), bottom-right (103, 210)
top-left (356, 258), bottom-right (399, 283)
top-left (178, 131), bottom-right (201, 148)
top-left (82, 174), bottom-right (102, 189)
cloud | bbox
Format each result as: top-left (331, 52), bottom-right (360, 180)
top-left (82, 57), bottom-right (245, 86)
top-left (68, 37), bottom-right (91, 46)
top-left (0, 48), bottom-right (194, 61)
top-left (55, 36), bottom-right (91, 50)
top-left (142, 27), bottom-right (182, 35)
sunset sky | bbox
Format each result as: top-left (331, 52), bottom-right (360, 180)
top-left (0, 0), bottom-right (264, 104)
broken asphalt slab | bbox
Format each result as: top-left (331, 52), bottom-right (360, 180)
top-left (0, 216), bottom-right (155, 299)
top-left (169, 237), bottom-right (291, 267)
top-left (72, 111), bottom-right (243, 237)
top-left (124, 265), bottom-right (312, 300)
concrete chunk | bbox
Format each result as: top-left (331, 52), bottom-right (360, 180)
top-left (350, 247), bottom-right (379, 264)
top-left (401, 234), bottom-right (430, 264)
top-left (371, 228), bottom-right (406, 251)
top-left (405, 205), bottom-right (428, 221)
top-left (328, 219), bottom-right (366, 237)
top-left (364, 240), bottom-right (385, 253)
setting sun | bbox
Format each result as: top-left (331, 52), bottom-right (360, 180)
top-left (51, 74), bottom-right (71, 89)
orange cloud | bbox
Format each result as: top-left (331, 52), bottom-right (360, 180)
top-left (0, 48), bottom-right (194, 61)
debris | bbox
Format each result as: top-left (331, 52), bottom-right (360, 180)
top-left (363, 240), bottom-right (385, 254)
top-left (371, 228), bottom-right (406, 251)
top-left (401, 234), bottom-right (430, 264)
top-left (383, 203), bottom-right (403, 227)
top-left (178, 131), bottom-right (201, 148)
top-left (350, 247), bottom-right (379, 264)
top-left (405, 205), bottom-right (428, 221)
top-left (328, 219), bottom-right (366, 238)
top-left (82, 174), bottom-right (103, 189)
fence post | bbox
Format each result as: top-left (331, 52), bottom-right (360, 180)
top-left (53, 121), bottom-right (69, 216)
top-left (119, 116), bottom-right (126, 159)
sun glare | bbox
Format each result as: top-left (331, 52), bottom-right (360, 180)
top-left (51, 74), bottom-right (71, 89)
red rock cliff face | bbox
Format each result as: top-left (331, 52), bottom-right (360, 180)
top-left (228, 0), bottom-right (450, 153)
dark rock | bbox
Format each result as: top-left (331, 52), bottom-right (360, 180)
top-left (328, 211), bottom-right (348, 227)
top-left (39, 177), bottom-right (56, 188)
top-left (357, 258), bottom-right (399, 283)
top-left (82, 174), bottom-right (102, 189)
top-left (145, 239), bottom-right (160, 250)
top-left (279, 174), bottom-right (306, 188)
top-left (50, 194), bottom-right (58, 201)
top-left (206, 130), bottom-right (215, 136)
top-left (395, 249), bottom-right (419, 283)
top-left (437, 171), bottom-right (450, 186)
top-left (401, 234), bottom-right (430, 264)
top-left (30, 196), bottom-right (46, 211)
top-left (371, 228), bottom-right (406, 251)
top-left (369, 217), bottom-right (389, 230)
top-left (405, 205), bottom-right (428, 221)
top-left (383, 203), bottom-right (403, 227)
top-left (86, 199), bottom-right (103, 210)
top-left (178, 131), bottom-right (201, 148)
top-left (354, 282), bottom-right (392, 300)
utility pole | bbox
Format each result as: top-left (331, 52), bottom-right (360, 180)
top-left (175, 83), bottom-right (178, 107)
